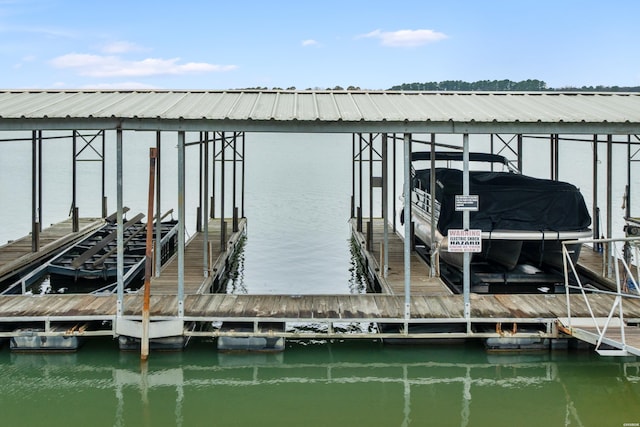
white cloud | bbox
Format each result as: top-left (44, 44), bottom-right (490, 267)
top-left (50, 53), bottom-right (237, 77)
top-left (301, 39), bottom-right (319, 47)
top-left (359, 29), bottom-right (448, 47)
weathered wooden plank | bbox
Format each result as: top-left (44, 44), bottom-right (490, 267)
top-left (203, 294), bottom-right (226, 315)
top-left (215, 294), bottom-right (240, 317)
top-left (297, 295), bottom-right (314, 319)
top-left (355, 295), bottom-right (379, 318)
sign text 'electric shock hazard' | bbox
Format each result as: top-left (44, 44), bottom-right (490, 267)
top-left (447, 229), bottom-right (482, 253)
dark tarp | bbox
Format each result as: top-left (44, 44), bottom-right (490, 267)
top-left (413, 168), bottom-right (591, 235)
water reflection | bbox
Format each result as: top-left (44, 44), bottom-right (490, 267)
top-left (1, 341), bottom-right (638, 427)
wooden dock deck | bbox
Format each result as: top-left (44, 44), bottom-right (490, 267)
top-left (351, 218), bottom-right (451, 296)
top-left (150, 218), bottom-right (246, 295)
top-left (0, 217), bottom-right (104, 284)
top-left (0, 292), bottom-right (638, 338)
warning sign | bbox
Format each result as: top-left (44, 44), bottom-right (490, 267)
top-left (447, 229), bottom-right (482, 253)
top-left (455, 195), bottom-right (479, 211)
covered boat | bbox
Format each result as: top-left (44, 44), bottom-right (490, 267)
top-left (407, 152), bottom-right (592, 270)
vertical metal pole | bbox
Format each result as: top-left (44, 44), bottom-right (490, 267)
top-left (359, 134), bottom-right (363, 231)
top-left (101, 130), bottom-right (107, 218)
top-left (403, 133), bottom-right (412, 327)
top-left (369, 133), bottom-right (374, 242)
top-left (233, 133), bottom-right (238, 232)
top-left (116, 128), bottom-right (124, 317)
top-left (607, 134), bottom-right (613, 277)
top-left (626, 135), bottom-right (632, 219)
top-left (38, 130), bottom-right (43, 232)
top-left (220, 132), bottom-right (226, 249)
top-left (463, 134), bottom-right (471, 325)
top-left (72, 130), bottom-right (78, 232)
top-left (241, 132), bottom-right (246, 219)
top-left (141, 147), bottom-right (157, 361)
top-left (592, 134), bottom-right (600, 247)
top-left (393, 134), bottom-right (397, 233)
top-left (155, 131), bottom-right (162, 277)
top-left (382, 134), bottom-right (389, 278)
top-left (203, 131), bottom-right (210, 278)
top-left (490, 134), bottom-right (495, 171)
top-left (197, 132), bottom-right (203, 232)
top-left (517, 134), bottom-right (523, 174)
top-left (177, 131), bottom-right (185, 317)
top-left (31, 131), bottom-right (38, 252)
top-left (351, 133), bottom-right (356, 218)
top-left (211, 133), bottom-right (216, 219)
top-left (430, 134), bottom-right (437, 276)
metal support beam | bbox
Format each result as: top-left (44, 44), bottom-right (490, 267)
top-left (607, 134), bottom-right (613, 277)
top-left (116, 128), bottom-right (124, 317)
top-left (220, 132), bottom-right (226, 250)
top-left (430, 134), bottom-right (437, 277)
top-left (403, 133), bottom-right (412, 326)
top-left (101, 130), bottom-right (107, 218)
top-left (203, 131), bottom-right (210, 278)
top-left (155, 131), bottom-right (162, 277)
top-left (463, 134), bottom-right (471, 325)
top-left (241, 132), bottom-right (246, 219)
top-left (382, 134), bottom-right (389, 278)
top-left (592, 135), bottom-right (601, 251)
top-left (177, 131), bottom-right (185, 317)
top-left (31, 130), bottom-right (39, 252)
top-left (351, 133), bottom-right (355, 218)
top-left (72, 131), bottom-right (78, 232)
top-left (233, 133), bottom-right (238, 232)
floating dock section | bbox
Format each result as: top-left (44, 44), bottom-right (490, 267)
top-left (0, 216), bottom-right (639, 355)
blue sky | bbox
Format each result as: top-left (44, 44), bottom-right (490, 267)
top-left (1, 0), bottom-right (639, 90)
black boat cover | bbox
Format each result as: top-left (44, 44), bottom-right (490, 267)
top-left (413, 168), bottom-right (591, 235)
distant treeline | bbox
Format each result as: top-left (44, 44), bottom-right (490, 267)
top-left (388, 79), bottom-right (640, 92)
top-left (238, 80), bottom-right (640, 92)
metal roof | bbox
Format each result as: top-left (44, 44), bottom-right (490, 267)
top-left (1, 90), bottom-right (639, 134)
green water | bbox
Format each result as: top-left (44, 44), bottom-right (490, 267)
top-left (0, 338), bottom-right (638, 427)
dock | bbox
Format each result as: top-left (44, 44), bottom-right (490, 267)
top-left (0, 216), bottom-right (639, 355)
top-left (150, 218), bottom-right (247, 295)
top-left (350, 218), bottom-right (451, 296)
top-left (0, 217), bottom-right (104, 286)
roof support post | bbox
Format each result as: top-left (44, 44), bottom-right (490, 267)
top-left (463, 133), bottom-right (471, 326)
top-left (403, 133), bottom-right (412, 325)
top-left (31, 130), bottom-right (39, 252)
top-left (72, 130), bottom-right (78, 232)
top-left (592, 134), bottom-right (601, 252)
top-left (606, 134), bottom-right (613, 277)
top-left (203, 131), bottom-right (209, 278)
top-left (101, 130), bottom-right (107, 218)
top-left (393, 134), bottom-right (397, 233)
top-left (116, 127), bottom-right (124, 317)
top-left (382, 133), bottom-right (389, 278)
top-left (155, 131), bottom-right (162, 277)
top-left (177, 130), bottom-right (185, 317)
top-left (241, 132), bottom-right (246, 219)
top-left (220, 132), bottom-right (226, 250)
top-left (430, 133), bottom-right (437, 277)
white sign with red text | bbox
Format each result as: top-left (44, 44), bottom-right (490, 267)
top-left (447, 229), bottom-right (482, 253)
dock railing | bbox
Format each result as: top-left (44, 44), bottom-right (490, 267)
top-left (562, 236), bottom-right (640, 355)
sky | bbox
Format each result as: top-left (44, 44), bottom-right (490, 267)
top-left (1, 0), bottom-right (639, 91)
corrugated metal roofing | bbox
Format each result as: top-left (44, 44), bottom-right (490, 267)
top-left (1, 90), bottom-right (639, 134)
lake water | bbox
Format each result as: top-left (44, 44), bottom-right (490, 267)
top-left (0, 132), bottom-right (639, 426)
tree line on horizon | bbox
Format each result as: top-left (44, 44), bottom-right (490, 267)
top-left (388, 79), bottom-right (640, 92)
top-left (238, 80), bottom-right (640, 92)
